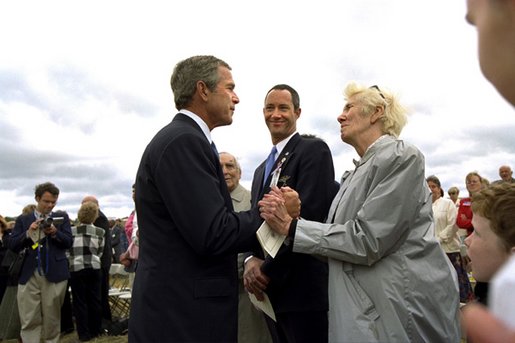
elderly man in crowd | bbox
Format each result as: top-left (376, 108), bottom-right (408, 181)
top-left (220, 151), bottom-right (272, 343)
top-left (494, 165), bottom-right (515, 184)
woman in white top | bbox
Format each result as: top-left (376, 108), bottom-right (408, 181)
top-left (427, 175), bottom-right (474, 303)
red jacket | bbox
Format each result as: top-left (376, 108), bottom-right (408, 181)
top-left (456, 197), bottom-right (473, 236)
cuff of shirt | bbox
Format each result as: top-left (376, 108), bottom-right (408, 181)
top-left (243, 255), bottom-right (254, 265)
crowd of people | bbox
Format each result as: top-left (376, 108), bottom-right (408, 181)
top-left (0, 0), bottom-right (514, 342)
top-left (0, 184), bottom-right (136, 342)
top-left (0, 163), bottom-right (511, 343)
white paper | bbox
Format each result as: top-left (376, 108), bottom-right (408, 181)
top-left (248, 292), bottom-right (276, 322)
top-left (256, 222), bottom-right (286, 258)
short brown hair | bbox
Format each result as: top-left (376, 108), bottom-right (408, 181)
top-left (34, 182), bottom-right (59, 199)
top-left (472, 183), bottom-right (515, 252)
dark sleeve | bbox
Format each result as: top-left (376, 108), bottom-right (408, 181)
top-left (8, 216), bottom-right (33, 252)
top-left (111, 227), bottom-right (121, 246)
top-left (95, 211), bottom-right (112, 266)
top-left (292, 140), bottom-right (336, 222)
top-left (146, 133), bottom-right (260, 256)
top-left (50, 212), bottom-right (74, 249)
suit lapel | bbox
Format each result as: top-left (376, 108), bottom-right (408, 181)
top-left (260, 133), bottom-right (301, 198)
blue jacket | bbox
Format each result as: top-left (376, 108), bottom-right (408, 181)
top-left (8, 211), bottom-right (73, 284)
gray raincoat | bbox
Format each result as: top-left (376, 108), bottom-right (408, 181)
top-left (293, 135), bottom-right (461, 342)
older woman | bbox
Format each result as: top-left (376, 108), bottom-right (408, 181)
top-left (69, 201), bottom-right (105, 342)
top-left (260, 82), bottom-right (460, 342)
top-left (427, 175), bottom-right (474, 303)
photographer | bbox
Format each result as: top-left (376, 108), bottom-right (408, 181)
top-left (8, 182), bottom-right (73, 343)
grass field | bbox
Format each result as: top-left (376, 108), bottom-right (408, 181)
top-left (60, 332), bottom-right (128, 343)
top-left (4, 332), bottom-right (128, 343)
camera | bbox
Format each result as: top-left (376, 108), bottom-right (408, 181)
top-left (38, 216), bottom-right (64, 230)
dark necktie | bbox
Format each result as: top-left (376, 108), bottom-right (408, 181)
top-left (263, 146), bottom-right (277, 186)
top-left (211, 141), bottom-right (219, 158)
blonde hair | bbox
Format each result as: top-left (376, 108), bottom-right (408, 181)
top-left (78, 202), bottom-right (99, 225)
top-left (344, 82), bottom-right (407, 137)
top-left (22, 204), bottom-right (36, 215)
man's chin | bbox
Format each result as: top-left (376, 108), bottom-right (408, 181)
top-left (216, 117), bottom-right (233, 128)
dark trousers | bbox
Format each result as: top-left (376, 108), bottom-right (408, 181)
top-left (60, 282), bottom-right (74, 333)
top-left (70, 269), bottom-right (103, 341)
top-left (100, 266), bottom-right (112, 322)
top-left (265, 310), bottom-right (328, 343)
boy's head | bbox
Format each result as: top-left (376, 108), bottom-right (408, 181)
top-left (465, 183), bottom-right (515, 281)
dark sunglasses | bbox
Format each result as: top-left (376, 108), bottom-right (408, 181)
top-left (370, 85), bottom-right (386, 101)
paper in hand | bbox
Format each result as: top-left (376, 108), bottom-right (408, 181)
top-left (256, 222), bottom-right (286, 258)
top-left (248, 292), bottom-right (276, 321)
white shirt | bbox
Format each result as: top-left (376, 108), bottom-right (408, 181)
top-left (432, 197), bottom-right (460, 253)
top-left (180, 109), bottom-right (212, 143)
top-left (490, 254), bottom-right (515, 330)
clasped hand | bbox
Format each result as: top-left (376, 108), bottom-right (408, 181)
top-left (258, 186), bottom-right (299, 236)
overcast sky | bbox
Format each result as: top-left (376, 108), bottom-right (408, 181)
top-left (1, 1), bottom-right (514, 219)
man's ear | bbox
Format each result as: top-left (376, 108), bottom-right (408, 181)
top-left (197, 80), bottom-right (209, 101)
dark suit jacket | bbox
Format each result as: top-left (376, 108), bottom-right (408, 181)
top-left (129, 113), bottom-right (261, 343)
top-left (251, 133), bottom-right (338, 314)
top-left (8, 211), bottom-right (73, 284)
top-left (94, 210), bottom-right (112, 269)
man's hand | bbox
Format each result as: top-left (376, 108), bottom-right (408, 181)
top-left (26, 219), bottom-right (41, 239)
top-left (258, 187), bottom-right (293, 236)
top-left (243, 256), bottom-right (270, 301)
top-left (43, 224), bottom-right (57, 237)
top-left (281, 187), bottom-right (301, 218)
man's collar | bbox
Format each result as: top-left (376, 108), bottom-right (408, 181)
top-left (275, 131), bottom-right (297, 156)
top-left (179, 109), bottom-right (212, 143)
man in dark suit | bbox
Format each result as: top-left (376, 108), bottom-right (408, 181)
top-left (81, 195), bottom-right (112, 328)
top-left (244, 84), bottom-right (338, 343)
top-left (8, 182), bottom-right (73, 343)
top-left (129, 56), bottom-right (297, 343)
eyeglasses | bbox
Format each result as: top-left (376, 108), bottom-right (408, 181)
top-left (448, 192), bottom-right (457, 195)
top-left (370, 85), bottom-right (386, 101)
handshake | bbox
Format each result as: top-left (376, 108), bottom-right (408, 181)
top-left (258, 186), bottom-right (300, 236)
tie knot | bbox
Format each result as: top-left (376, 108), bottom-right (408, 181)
top-left (263, 146), bottom-right (278, 186)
